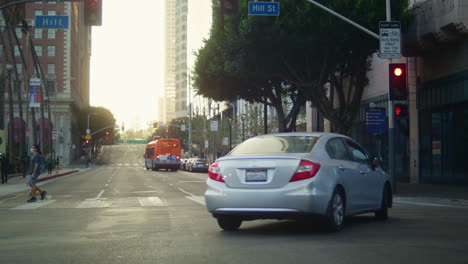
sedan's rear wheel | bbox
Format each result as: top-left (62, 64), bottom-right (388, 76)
top-left (326, 189), bottom-right (345, 232)
top-left (217, 217), bottom-right (242, 231)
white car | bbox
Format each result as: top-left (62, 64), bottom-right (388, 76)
top-left (205, 132), bottom-right (392, 231)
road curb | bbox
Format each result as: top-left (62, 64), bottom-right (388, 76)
top-left (37, 170), bottom-right (80, 183)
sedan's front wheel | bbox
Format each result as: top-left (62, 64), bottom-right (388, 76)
top-left (326, 189), bottom-right (345, 232)
top-left (217, 217), bottom-right (242, 231)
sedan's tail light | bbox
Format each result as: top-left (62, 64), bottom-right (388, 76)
top-left (208, 162), bottom-right (224, 182)
top-left (290, 160), bottom-right (320, 182)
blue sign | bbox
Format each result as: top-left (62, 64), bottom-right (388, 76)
top-left (365, 107), bottom-right (387, 134)
top-left (248, 1), bottom-right (280, 16)
top-left (35, 16), bottom-right (69, 29)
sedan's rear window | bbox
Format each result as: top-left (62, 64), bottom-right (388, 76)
top-left (231, 136), bottom-right (319, 155)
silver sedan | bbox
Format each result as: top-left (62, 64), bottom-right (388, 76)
top-left (204, 132), bottom-right (392, 232)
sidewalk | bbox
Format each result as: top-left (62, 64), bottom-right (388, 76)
top-left (0, 166), bottom-right (87, 196)
top-left (394, 182), bottom-right (468, 207)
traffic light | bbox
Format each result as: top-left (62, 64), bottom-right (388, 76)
top-left (105, 131), bottom-right (109, 135)
top-left (84, 0), bottom-right (102, 26)
top-left (389, 63), bottom-right (407, 101)
top-left (394, 103), bottom-right (409, 136)
top-left (394, 104), bottom-right (408, 120)
top-left (222, 0), bottom-right (238, 14)
top-left (85, 140), bottom-right (89, 144)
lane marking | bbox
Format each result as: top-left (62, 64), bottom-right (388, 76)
top-left (96, 189), bottom-right (105, 199)
top-left (138, 197), bottom-right (164, 206)
top-left (0, 193), bottom-right (25, 202)
top-left (186, 196), bottom-right (206, 206)
top-left (178, 188), bottom-right (205, 206)
top-left (179, 181), bottom-right (206, 183)
top-left (10, 200), bottom-right (56, 210)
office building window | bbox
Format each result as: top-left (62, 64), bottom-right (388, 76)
top-left (35, 46), bottom-right (43, 56)
top-left (47, 64), bottom-right (55, 75)
top-left (46, 80), bottom-right (55, 97)
top-left (14, 45), bottom-right (21, 57)
top-left (47, 10), bottom-right (56, 15)
top-left (47, 46), bottom-right (56, 57)
top-left (16, 64), bottom-right (22, 74)
top-left (47, 29), bottom-right (56, 40)
top-left (15, 28), bottom-right (22, 39)
top-left (35, 29), bottom-right (42, 39)
top-left (35, 10), bottom-right (43, 16)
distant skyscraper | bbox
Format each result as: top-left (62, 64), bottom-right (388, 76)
top-left (164, 0), bottom-right (188, 122)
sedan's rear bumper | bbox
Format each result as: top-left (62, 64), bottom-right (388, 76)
top-left (205, 179), bottom-right (331, 219)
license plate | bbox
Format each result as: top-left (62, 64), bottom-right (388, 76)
top-left (246, 170), bottom-right (267, 182)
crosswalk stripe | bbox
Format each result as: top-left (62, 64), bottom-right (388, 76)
top-left (138, 197), bottom-right (164, 206)
top-left (10, 200), bottom-right (56, 210)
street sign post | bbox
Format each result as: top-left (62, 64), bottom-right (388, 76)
top-left (365, 107), bottom-right (387, 134)
top-left (379, 21), bottom-right (401, 59)
top-left (248, 1), bottom-right (280, 16)
top-left (85, 134), bottom-right (92, 141)
top-left (35, 16), bottom-right (69, 29)
top-left (210, 120), bottom-right (219, 132)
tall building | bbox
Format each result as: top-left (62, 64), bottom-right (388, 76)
top-left (163, 0), bottom-right (178, 123)
top-left (175, 0), bottom-right (188, 119)
top-left (0, 1), bottom-right (98, 166)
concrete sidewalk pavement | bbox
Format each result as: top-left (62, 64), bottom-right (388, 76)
top-left (0, 168), bottom-right (87, 196)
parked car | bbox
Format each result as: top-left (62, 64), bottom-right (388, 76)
top-left (205, 132), bottom-right (392, 232)
top-left (188, 158), bottom-right (209, 172)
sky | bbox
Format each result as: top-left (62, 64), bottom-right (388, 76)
top-left (90, 0), bottom-right (212, 131)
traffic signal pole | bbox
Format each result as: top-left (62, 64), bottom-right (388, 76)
top-left (385, 0), bottom-right (397, 193)
top-left (305, 0), bottom-right (397, 192)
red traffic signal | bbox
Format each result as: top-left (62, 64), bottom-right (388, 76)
top-left (394, 104), bottom-right (408, 119)
top-left (389, 63), bottom-right (407, 101)
top-left (105, 131), bottom-right (109, 135)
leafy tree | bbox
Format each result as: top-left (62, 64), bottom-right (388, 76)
top-left (78, 106), bottom-right (116, 145)
top-left (193, 0), bottom-right (410, 134)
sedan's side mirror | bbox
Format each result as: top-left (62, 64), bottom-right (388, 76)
top-left (371, 156), bottom-right (380, 170)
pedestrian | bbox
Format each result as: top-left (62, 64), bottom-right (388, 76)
top-left (0, 153), bottom-right (9, 184)
top-left (27, 145), bottom-right (47, 202)
top-left (21, 151), bottom-right (30, 178)
top-left (46, 154), bottom-right (54, 175)
top-left (55, 156), bottom-right (60, 173)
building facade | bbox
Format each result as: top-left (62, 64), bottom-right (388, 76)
top-left (0, 1), bottom-right (94, 166)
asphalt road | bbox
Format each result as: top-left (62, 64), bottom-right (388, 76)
top-left (1, 144), bottom-right (468, 264)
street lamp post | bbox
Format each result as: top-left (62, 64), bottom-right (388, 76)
top-left (87, 113), bottom-right (97, 134)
